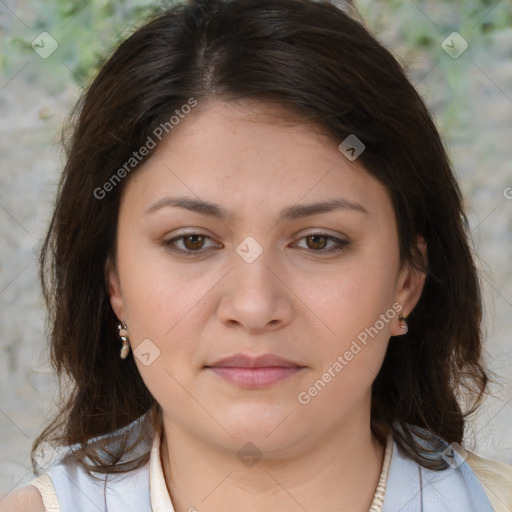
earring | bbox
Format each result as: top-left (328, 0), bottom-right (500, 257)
top-left (117, 321), bottom-right (131, 359)
top-left (398, 315), bottom-right (408, 335)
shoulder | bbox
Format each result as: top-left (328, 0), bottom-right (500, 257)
top-left (39, 453), bottom-right (152, 512)
top-left (384, 428), bottom-right (512, 512)
top-left (466, 451), bottom-right (512, 512)
top-left (466, 449), bottom-right (512, 480)
top-left (0, 483), bottom-right (45, 512)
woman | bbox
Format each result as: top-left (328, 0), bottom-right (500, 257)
top-left (2, 0), bottom-right (511, 510)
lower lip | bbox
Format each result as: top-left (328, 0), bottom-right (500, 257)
top-left (206, 366), bottom-right (304, 388)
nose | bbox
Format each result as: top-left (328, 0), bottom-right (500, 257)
top-left (216, 243), bottom-right (294, 334)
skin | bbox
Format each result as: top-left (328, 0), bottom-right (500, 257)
top-left (107, 99), bottom-right (427, 512)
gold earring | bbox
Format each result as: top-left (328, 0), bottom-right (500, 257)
top-left (117, 321), bottom-right (131, 359)
top-left (398, 315), bottom-right (408, 335)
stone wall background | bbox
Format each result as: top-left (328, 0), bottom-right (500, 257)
top-left (1, 0), bottom-right (511, 500)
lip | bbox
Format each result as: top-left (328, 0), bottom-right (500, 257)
top-left (206, 353), bottom-right (302, 368)
top-left (205, 353), bottom-right (305, 389)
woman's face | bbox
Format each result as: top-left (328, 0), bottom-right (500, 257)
top-left (108, 99), bottom-right (426, 456)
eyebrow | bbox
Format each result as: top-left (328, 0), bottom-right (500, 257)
top-left (144, 195), bottom-right (369, 220)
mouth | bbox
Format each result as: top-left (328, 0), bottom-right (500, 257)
top-left (204, 353), bottom-right (306, 389)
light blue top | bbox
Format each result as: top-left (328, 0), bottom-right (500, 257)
top-left (32, 415), bottom-right (504, 512)
top-left (382, 433), bottom-right (496, 511)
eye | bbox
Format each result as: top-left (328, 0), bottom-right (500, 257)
top-left (294, 233), bottom-right (350, 254)
top-left (164, 233), bottom-right (221, 255)
top-left (163, 232), bottom-right (350, 256)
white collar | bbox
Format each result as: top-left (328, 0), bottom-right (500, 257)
top-left (149, 428), bottom-right (176, 512)
top-left (149, 428), bottom-right (394, 512)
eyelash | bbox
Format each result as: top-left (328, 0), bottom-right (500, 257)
top-left (163, 232), bottom-right (350, 256)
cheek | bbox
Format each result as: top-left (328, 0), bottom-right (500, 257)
top-left (115, 237), bottom-right (210, 400)
top-left (303, 259), bottom-right (397, 403)
top-left (117, 233), bottom-right (206, 332)
top-left (297, 270), bottom-right (394, 413)
top-left (311, 259), bottom-right (397, 341)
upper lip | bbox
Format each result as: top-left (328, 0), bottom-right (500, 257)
top-left (206, 353), bottom-right (303, 368)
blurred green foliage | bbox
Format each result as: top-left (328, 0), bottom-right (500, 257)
top-left (52, 0), bottom-right (175, 84)
top-left (2, 0), bottom-right (175, 89)
top-left (1, 0), bottom-right (510, 132)
top-left (3, 0), bottom-right (510, 86)
top-left (358, 0), bottom-right (512, 44)
top-left (356, 0), bottom-right (512, 135)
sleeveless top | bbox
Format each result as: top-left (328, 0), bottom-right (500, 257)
top-left (29, 415), bottom-right (512, 512)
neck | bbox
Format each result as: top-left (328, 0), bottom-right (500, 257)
top-left (159, 416), bottom-right (386, 512)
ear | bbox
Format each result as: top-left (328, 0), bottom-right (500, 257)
top-left (392, 235), bottom-right (427, 336)
top-left (106, 256), bottom-right (125, 321)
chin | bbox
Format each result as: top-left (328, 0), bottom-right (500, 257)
top-left (218, 405), bottom-right (299, 443)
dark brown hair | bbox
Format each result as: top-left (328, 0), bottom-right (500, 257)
top-left (33, 0), bottom-right (489, 476)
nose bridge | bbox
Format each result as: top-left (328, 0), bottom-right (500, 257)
top-left (218, 234), bottom-right (293, 330)
top-left (232, 234), bottom-right (280, 297)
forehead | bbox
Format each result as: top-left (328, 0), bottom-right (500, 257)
top-left (120, 99), bottom-right (392, 222)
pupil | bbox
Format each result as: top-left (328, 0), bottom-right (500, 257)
top-left (309, 235), bottom-right (326, 249)
top-left (185, 235), bottom-right (203, 250)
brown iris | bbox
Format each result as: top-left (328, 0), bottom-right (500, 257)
top-left (182, 234), bottom-right (206, 250)
top-left (305, 234), bottom-right (329, 250)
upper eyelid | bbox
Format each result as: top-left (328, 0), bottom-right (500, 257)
top-left (165, 231), bottom-right (347, 249)
top-left (166, 229), bottom-right (346, 241)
